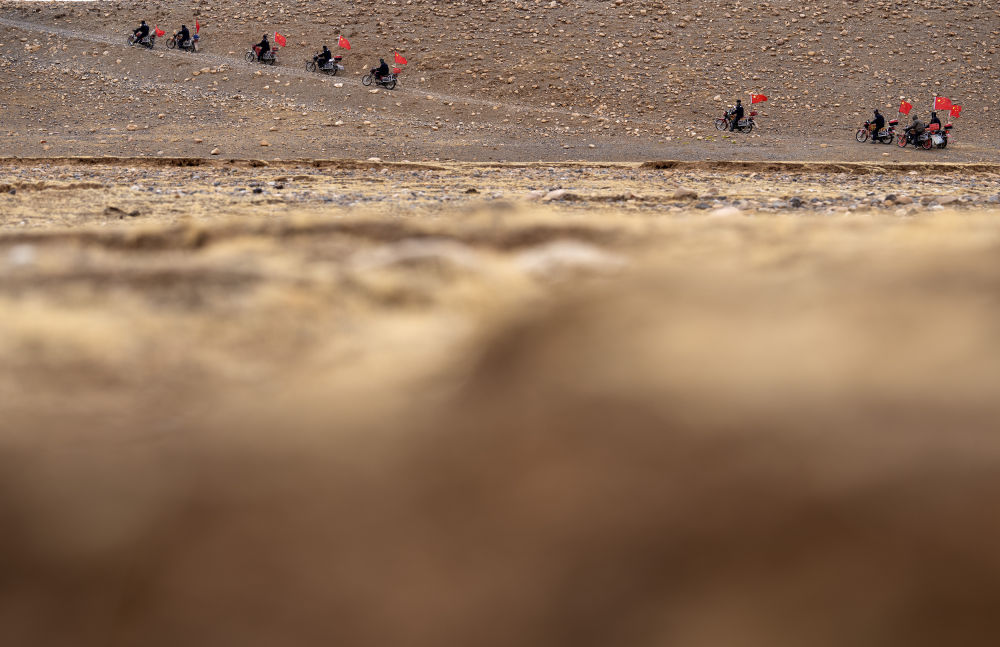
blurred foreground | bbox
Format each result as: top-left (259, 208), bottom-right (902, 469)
top-left (2, 161), bottom-right (1000, 646)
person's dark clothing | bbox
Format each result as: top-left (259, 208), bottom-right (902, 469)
top-left (871, 111), bottom-right (885, 143)
top-left (906, 120), bottom-right (926, 144)
top-left (729, 103), bottom-right (744, 131)
top-left (929, 114), bottom-right (942, 130)
top-left (318, 47), bottom-right (332, 66)
top-left (135, 23), bottom-right (150, 41)
top-left (377, 60), bottom-right (390, 78)
top-left (257, 37), bottom-right (270, 60)
top-left (178, 27), bottom-right (191, 45)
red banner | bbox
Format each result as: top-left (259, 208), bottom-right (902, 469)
top-left (338, 35), bottom-right (351, 49)
top-left (394, 51), bottom-right (408, 65)
top-left (933, 96), bottom-right (952, 110)
top-left (899, 101), bottom-right (913, 115)
top-left (154, 26), bottom-right (165, 37)
top-left (949, 105), bottom-right (962, 118)
top-left (750, 94), bottom-right (767, 104)
top-left (195, 20), bottom-right (200, 33)
top-left (274, 32), bottom-right (287, 47)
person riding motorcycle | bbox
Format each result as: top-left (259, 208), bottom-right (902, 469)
top-left (870, 108), bottom-right (885, 144)
top-left (177, 24), bottom-right (191, 48)
top-left (727, 99), bottom-right (744, 132)
top-left (256, 34), bottom-right (271, 61)
top-left (905, 115), bottom-right (926, 145)
top-left (372, 58), bottom-right (390, 80)
top-left (929, 111), bottom-right (942, 131)
top-left (133, 20), bottom-right (150, 44)
top-left (316, 45), bottom-right (333, 68)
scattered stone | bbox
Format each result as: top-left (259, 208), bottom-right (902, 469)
top-left (210, 148), bottom-right (220, 155)
top-left (672, 187), bottom-right (698, 200)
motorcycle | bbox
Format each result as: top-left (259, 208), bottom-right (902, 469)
top-left (928, 122), bottom-right (952, 149)
top-left (855, 118), bottom-right (897, 144)
top-left (306, 54), bottom-right (344, 75)
top-left (362, 66), bottom-right (401, 90)
top-left (167, 32), bottom-right (199, 52)
top-left (245, 46), bottom-right (277, 65)
top-left (897, 123), bottom-right (951, 150)
top-left (713, 109), bottom-right (757, 133)
top-left (126, 32), bottom-right (156, 49)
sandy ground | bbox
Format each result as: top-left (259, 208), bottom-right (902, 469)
top-left (3, 159), bottom-right (1000, 645)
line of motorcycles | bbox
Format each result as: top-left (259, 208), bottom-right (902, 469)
top-left (123, 29), bottom-right (400, 89)
top-left (714, 109), bottom-right (758, 133)
top-left (856, 118), bottom-right (952, 149)
top-left (126, 31), bottom-right (199, 52)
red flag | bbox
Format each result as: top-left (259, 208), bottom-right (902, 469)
top-left (949, 105), bottom-right (962, 118)
top-left (274, 32), bottom-right (287, 47)
top-left (154, 26), bottom-right (165, 37)
top-left (195, 20), bottom-right (200, 34)
top-left (750, 94), bottom-right (767, 104)
top-left (338, 35), bottom-right (351, 50)
top-left (394, 51), bottom-right (408, 65)
top-left (934, 96), bottom-right (952, 110)
top-left (899, 100), bottom-right (913, 115)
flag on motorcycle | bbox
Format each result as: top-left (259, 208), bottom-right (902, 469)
top-left (394, 51), bottom-right (408, 65)
top-left (274, 32), bottom-right (287, 47)
top-left (338, 35), bottom-right (351, 49)
top-left (898, 100), bottom-right (913, 115)
top-left (933, 96), bottom-right (952, 111)
top-left (750, 94), bottom-right (767, 104)
top-left (154, 26), bottom-right (165, 37)
top-left (195, 20), bottom-right (200, 34)
top-left (949, 105), bottom-right (962, 118)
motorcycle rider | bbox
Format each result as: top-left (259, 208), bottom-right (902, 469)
top-left (728, 99), bottom-right (744, 132)
top-left (905, 115), bottom-right (926, 145)
top-left (929, 110), bottom-right (942, 130)
top-left (870, 108), bottom-right (885, 144)
top-left (372, 58), bottom-right (390, 81)
top-left (177, 24), bottom-right (191, 48)
top-left (133, 20), bottom-right (150, 44)
top-left (317, 44), bottom-right (332, 68)
top-left (256, 34), bottom-right (271, 61)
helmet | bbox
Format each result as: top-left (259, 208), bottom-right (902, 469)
top-left (182, 24), bottom-right (187, 29)
top-left (141, 20), bottom-right (147, 24)
top-left (736, 99), bottom-right (742, 104)
top-left (930, 111), bottom-right (937, 117)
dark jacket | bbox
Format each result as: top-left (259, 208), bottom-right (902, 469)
top-left (258, 37), bottom-right (270, 54)
top-left (178, 27), bottom-right (190, 43)
top-left (929, 114), bottom-right (942, 129)
top-left (377, 60), bottom-right (390, 76)
top-left (136, 23), bottom-right (150, 39)
top-left (873, 112), bottom-right (885, 130)
top-left (732, 104), bottom-right (744, 121)
top-left (318, 47), bottom-right (332, 64)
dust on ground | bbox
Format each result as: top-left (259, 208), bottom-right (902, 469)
top-left (3, 160), bottom-right (1000, 645)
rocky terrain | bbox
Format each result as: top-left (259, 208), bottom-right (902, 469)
top-left (1, 0), bottom-right (999, 161)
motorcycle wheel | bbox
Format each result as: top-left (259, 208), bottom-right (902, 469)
top-left (882, 133), bottom-right (894, 145)
top-left (306, 61), bottom-right (317, 72)
top-left (921, 138), bottom-right (932, 150)
top-left (714, 118), bottom-right (727, 131)
top-left (245, 51), bottom-right (254, 63)
top-left (167, 38), bottom-right (176, 49)
top-left (330, 67), bottom-right (338, 76)
top-left (855, 128), bottom-right (868, 143)
top-left (384, 79), bottom-right (397, 90)
top-left (265, 56), bottom-right (275, 65)
top-left (362, 74), bottom-right (373, 86)
top-left (127, 35), bottom-right (135, 47)
top-left (744, 120), bottom-right (754, 133)
top-left (897, 135), bottom-right (907, 148)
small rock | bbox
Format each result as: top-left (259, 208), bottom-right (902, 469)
top-left (672, 187), bottom-right (698, 200)
top-left (367, 157), bottom-right (382, 163)
top-left (210, 148), bottom-right (220, 155)
top-left (260, 140), bottom-right (270, 146)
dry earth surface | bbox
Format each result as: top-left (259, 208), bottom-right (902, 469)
top-left (3, 0), bottom-right (1000, 644)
